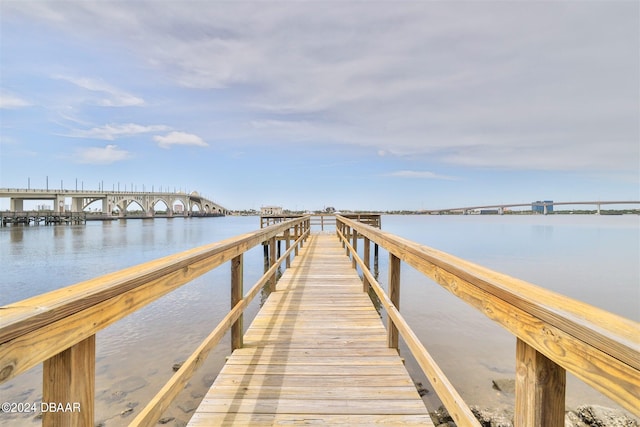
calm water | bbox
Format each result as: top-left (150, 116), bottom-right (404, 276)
top-left (1, 215), bottom-right (638, 424)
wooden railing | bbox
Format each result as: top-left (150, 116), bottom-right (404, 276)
top-left (336, 215), bottom-right (639, 427)
top-left (261, 213), bottom-right (381, 231)
top-left (0, 216), bottom-right (311, 427)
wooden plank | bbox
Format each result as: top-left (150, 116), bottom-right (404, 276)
top-left (229, 347), bottom-right (401, 358)
top-left (188, 413), bottom-right (434, 426)
top-left (204, 385), bottom-right (422, 399)
top-left (188, 234), bottom-right (433, 426)
top-left (194, 398), bottom-right (429, 415)
top-left (223, 355), bottom-right (408, 366)
top-left (217, 364), bottom-right (410, 376)
top-left (211, 374), bottom-right (417, 388)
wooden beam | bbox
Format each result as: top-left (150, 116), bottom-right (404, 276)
top-left (351, 229), bottom-right (358, 269)
top-left (284, 229), bottom-right (291, 268)
top-left (388, 253), bottom-right (400, 351)
top-left (515, 338), bottom-right (566, 427)
top-left (363, 237), bottom-right (370, 293)
top-left (269, 236), bottom-right (277, 292)
top-left (231, 254), bottom-right (243, 351)
top-left (42, 335), bottom-right (95, 427)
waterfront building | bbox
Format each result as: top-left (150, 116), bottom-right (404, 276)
top-left (532, 200), bottom-right (554, 214)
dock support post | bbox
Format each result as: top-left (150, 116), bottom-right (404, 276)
top-left (388, 253), bottom-right (400, 351)
top-left (363, 237), bottom-right (370, 292)
top-left (231, 254), bottom-right (243, 351)
top-left (344, 226), bottom-right (350, 255)
top-left (43, 335), bottom-right (95, 427)
top-left (374, 243), bottom-right (379, 278)
top-left (515, 338), bottom-right (565, 427)
top-left (269, 236), bottom-right (277, 291)
top-left (351, 229), bottom-right (358, 269)
top-left (284, 229), bottom-right (291, 268)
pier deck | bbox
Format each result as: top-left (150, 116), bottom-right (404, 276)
top-left (188, 233), bottom-right (433, 426)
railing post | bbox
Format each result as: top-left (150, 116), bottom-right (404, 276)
top-left (231, 254), bottom-right (243, 351)
top-left (363, 237), bottom-right (370, 293)
top-left (269, 236), bottom-right (277, 291)
top-left (294, 224), bottom-right (299, 256)
top-left (344, 226), bottom-right (350, 254)
top-left (388, 253), bottom-right (400, 351)
top-left (515, 338), bottom-right (566, 427)
top-left (351, 229), bottom-right (358, 269)
top-left (284, 228), bottom-right (291, 268)
top-left (43, 335), bottom-right (95, 427)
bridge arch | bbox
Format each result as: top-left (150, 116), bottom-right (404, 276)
top-left (151, 198), bottom-right (172, 216)
top-left (116, 199), bottom-right (147, 217)
top-left (82, 198), bottom-right (104, 211)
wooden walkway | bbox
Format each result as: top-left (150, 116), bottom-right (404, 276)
top-left (188, 233), bottom-right (434, 426)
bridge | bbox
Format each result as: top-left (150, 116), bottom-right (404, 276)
top-left (0, 188), bottom-right (229, 217)
top-left (423, 200), bottom-right (640, 215)
top-left (0, 216), bottom-right (637, 426)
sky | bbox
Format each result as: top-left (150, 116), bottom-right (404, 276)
top-left (1, 1), bottom-right (638, 211)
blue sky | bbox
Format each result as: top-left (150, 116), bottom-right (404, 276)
top-left (1, 1), bottom-right (638, 211)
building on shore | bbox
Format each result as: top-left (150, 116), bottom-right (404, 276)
top-left (532, 200), bottom-right (554, 214)
top-left (261, 206), bottom-right (283, 215)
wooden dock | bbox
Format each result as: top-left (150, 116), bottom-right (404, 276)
top-left (187, 233), bottom-right (433, 426)
top-left (4, 214), bottom-right (635, 426)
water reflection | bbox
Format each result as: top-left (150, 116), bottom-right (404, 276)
top-left (9, 226), bottom-right (24, 243)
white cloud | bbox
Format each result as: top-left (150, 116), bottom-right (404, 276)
top-left (4, 2), bottom-right (639, 172)
top-left (153, 131), bottom-right (208, 149)
top-left (387, 170), bottom-right (459, 181)
top-left (68, 123), bottom-right (170, 140)
top-left (74, 144), bottom-right (131, 164)
top-left (55, 75), bottom-right (144, 107)
top-left (0, 93), bottom-right (31, 109)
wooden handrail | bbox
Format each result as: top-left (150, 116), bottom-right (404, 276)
top-left (336, 215), bottom-right (640, 423)
top-left (0, 216), bottom-right (311, 426)
top-left (132, 226), bottom-right (310, 426)
top-left (337, 225), bottom-right (481, 427)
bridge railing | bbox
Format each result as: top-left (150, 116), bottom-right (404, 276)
top-left (0, 216), bottom-right (311, 427)
top-left (336, 215), bottom-right (639, 427)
